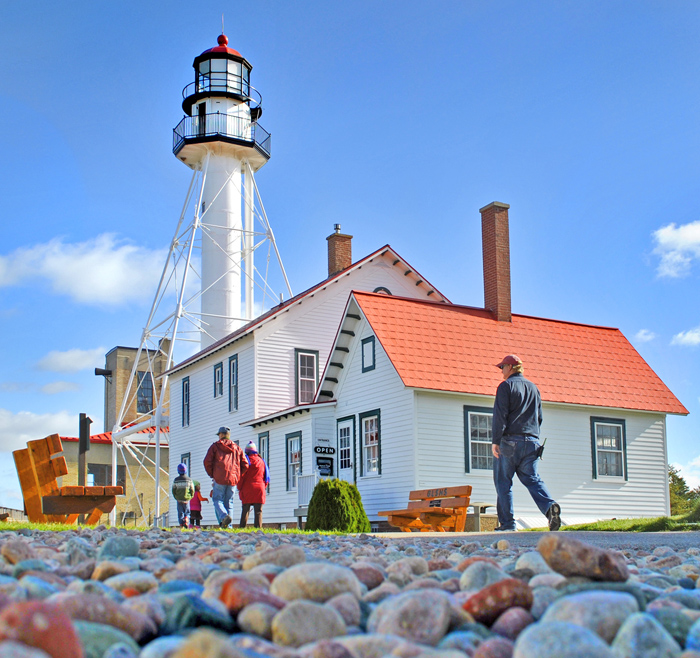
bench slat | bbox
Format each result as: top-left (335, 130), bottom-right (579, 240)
top-left (61, 486), bottom-right (84, 496)
top-left (407, 496), bottom-right (470, 510)
top-left (85, 486), bottom-right (105, 496)
top-left (408, 485), bottom-right (472, 501)
top-left (42, 495), bottom-right (117, 515)
top-left (104, 486), bottom-right (123, 496)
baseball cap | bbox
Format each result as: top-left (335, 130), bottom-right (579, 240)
top-left (217, 426), bottom-right (230, 435)
top-left (495, 354), bottom-right (522, 368)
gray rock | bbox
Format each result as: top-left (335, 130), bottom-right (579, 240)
top-left (103, 571), bottom-right (158, 594)
top-left (72, 620), bottom-right (141, 658)
top-left (138, 637), bottom-right (185, 658)
top-left (237, 602), bottom-right (278, 640)
top-left (0, 642), bottom-right (52, 658)
top-left (272, 599), bottom-right (347, 647)
top-left (366, 588), bottom-right (452, 646)
top-left (513, 621), bottom-right (616, 658)
top-left (611, 612), bottom-right (681, 658)
top-left (516, 551), bottom-right (554, 576)
top-left (97, 536), bottom-right (140, 560)
top-left (459, 561), bottom-right (510, 591)
top-left (270, 562), bottom-right (362, 602)
top-left (541, 591), bottom-right (639, 642)
top-left (242, 545), bottom-right (306, 570)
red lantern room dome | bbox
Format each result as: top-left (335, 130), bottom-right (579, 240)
top-left (199, 34), bottom-right (243, 58)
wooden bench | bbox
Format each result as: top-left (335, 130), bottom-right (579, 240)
top-left (13, 434), bottom-right (122, 525)
top-left (379, 485), bottom-right (473, 532)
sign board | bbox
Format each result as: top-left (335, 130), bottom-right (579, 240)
top-left (316, 456), bottom-right (334, 477)
top-left (314, 446), bottom-right (336, 455)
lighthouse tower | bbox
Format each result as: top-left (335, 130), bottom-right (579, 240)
top-left (173, 34), bottom-right (272, 347)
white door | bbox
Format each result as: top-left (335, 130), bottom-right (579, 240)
top-left (337, 419), bottom-right (354, 482)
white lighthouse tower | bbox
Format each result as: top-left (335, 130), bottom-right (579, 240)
top-left (174, 34), bottom-right (272, 347)
top-left (109, 35), bottom-right (291, 525)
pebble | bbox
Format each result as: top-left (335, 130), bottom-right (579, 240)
top-left (0, 527), bottom-right (698, 657)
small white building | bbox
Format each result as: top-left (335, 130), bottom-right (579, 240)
top-left (166, 203), bottom-right (687, 529)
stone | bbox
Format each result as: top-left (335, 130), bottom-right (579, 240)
top-left (529, 586), bottom-right (558, 620)
top-left (0, 642), bottom-right (52, 658)
top-left (457, 556), bottom-right (499, 572)
top-left (102, 644), bottom-right (138, 658)
top-left (91, 561), bottom-right (133, 582)
top-left (121, 593), bottom-right (166, 628)
top-left (1, 541), bottom-right (37, 565)
top-left (0, 600), bottom-right (83, 658)
top-left (540, 591), bottom-right (639, 643)
top-left (297, 639), bottom-right (356, 658)
top-left (219, 576), bottom-right (287, 614)
top-left (528, 573), bottom-right (565, 588)
top-left (362, 581), bottom-right (400, 604)
top-left (490, 607), bottom-right (534, 641)
top-left (460, 562), bottom-right (511, 592)
top-left (611, 612), bottom-right (681, 658)
top-left (58, 592), bottom-right (157, 642)
top-left (18, 575), bottom-right (61, 600)
top-left (388, 556), bottom-right (429, 577)
top-left (203, 570), bottom-right (270, 601)
top-left (165, 628), bottom-right (240, 658)
top-left (326, 592), bottom-right (362, 627)
top-left (367, 589), bottom-right (452, 646)
top-left (513, 621), bottom-right (616, 658)
top-left (159, 580), bottom-right (204, 596)
top-left (473, 637), bottom-right (515, 658)
top-left (162, 592), bottom-right (235, 634)
top-left (350, 563), bottom-right (385, 590)
top-left (496, 540), bottom-right (511, 551)
top-left (97, 537), bottom-right (140, 561)
top-left (438, 630), bottom-right (484, 654)
top-left (515, 552), bottom-right (553, 576)
top-left (649, 607), bottom-right (694, 648)
top-left (72, 620), bottom-right (140, 658)
top-left (463, 579), bottom-right (533, 626)
top-left (689, 618), bottom-right (700, 651)
top-left (139, 637), bottom-right (186, 658)
top-left (270, 562), bottom-right (362, 602)
top-left (272, 600), bottom-right (346, 647)
top-left (103, 571), bottom-right (158, 594)
top-left (537, 535), bottom-right (629, 582)
top-left (242, 545), bottom-right (306, 571)
top-left (237, 602), bottom-right (278, 640)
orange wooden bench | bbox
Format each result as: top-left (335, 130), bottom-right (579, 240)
top-left (13, 434), bottom-right (122, 525)
top-left (379, 485), bottom-right (473, 532)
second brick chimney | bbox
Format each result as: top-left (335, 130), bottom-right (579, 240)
top-left (480, 202), bottom-right (512, 322)
top-left (327, 224), bottom-right (353, 277)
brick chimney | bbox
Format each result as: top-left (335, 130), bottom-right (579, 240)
top-left (326, 224), bottom-right (353, 277)
top-left (480, 201), bottom-right (511, 322)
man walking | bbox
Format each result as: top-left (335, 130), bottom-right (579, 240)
top-left (491, 355), bottom-right (561, 532)
top-left (203, 426), bottom-right (249, 528)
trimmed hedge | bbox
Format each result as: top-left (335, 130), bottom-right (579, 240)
top-left (305, 478), bottom-right (371, 533)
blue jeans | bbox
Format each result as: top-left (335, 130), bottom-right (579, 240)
top-left (176, 501), bottom-right (189, 526)
top-left (493, 437), bottom-right (556, 530)
top-left (212, 483), bottom-right (234, 523)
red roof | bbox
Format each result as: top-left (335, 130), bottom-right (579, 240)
top-left (199, 34), bottom-right (242, 58)
top-left (61, 426), bottom-right (167, 446)
top-left (352, 291), bottom-right (688, 415)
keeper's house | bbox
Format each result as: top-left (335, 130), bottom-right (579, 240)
top-left (166, 203), bottom-right (687, 529)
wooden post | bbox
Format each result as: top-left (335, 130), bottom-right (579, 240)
top-left (78, 413), bottom-right (92, 487)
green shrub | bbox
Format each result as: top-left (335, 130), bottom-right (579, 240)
top-left (305, 479), bottom-right (371, 533)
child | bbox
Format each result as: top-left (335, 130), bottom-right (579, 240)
top-left (171, 463), bottom-right (194, 528)
top-left (189, 481), bottom-right (209, 529)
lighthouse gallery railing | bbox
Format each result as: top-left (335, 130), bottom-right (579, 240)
top-left (173, 113), bottom-right (271, 158)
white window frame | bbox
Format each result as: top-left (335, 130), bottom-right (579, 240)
top-left (467, 410), bottom-right (494, 472)
top-left (295, 350), bottom-right (318, 404)
top-left (286, 432), bottom-right (301, 491)
top-left (214, 362), bottom-right (223, 398)
top-left (592, 419), bottom-right (626, 480)
top-left (182, 377), bottom-right (190, 427)
top-left (360, 411), bottom-right (380, 477)
top-left (229, 355), bottom-right (238, 412)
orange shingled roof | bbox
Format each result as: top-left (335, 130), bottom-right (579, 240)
top-left (61, 426), bottom-right (167, 445)
top-left (352, 291), bottom-right (688, 415)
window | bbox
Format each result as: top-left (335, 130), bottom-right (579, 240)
top-left (463, 406), bottom-right (494, 472)
top-left (373, 286), bottom-right (392, 295)
top-left (339, 426), bottom-right (352, 470)
top-left (286, 431), bottom-right (302, 490)
top-left (180, 453), bottom-right (190, 475)
top-left (359, 410), bottom-right (381, 476)
top-left (591, 417), bottom-right (627, 479)
top-left (88, 464), bottom-right (126, 494)
top-left (258, 431), bottom-right (270, 492)
top-left (137, 371), bottom-right (154, 414)
top-left (182, 377), bottom-right (190, 427)
top-left (214, 363), bottom-right (223, 398)
top-left (229, 355), bottom-right (238, 412)
top-left (361, 336), bottom-right (376, 372)
top-left (295, 350), bottom-right (318, 404)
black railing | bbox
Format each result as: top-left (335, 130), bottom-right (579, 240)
top-left (183, 73), bottom-right (262, 109)
top-left (173, 112), bottom-right (271, 158)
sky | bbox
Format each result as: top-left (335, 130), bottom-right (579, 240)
top-left (0, 2), bottom-right (698, 508)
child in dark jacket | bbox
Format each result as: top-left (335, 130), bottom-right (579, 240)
top-left (171, 463), bottom-right (194, 528)
top-left (188, 482), bottom-right (208, 529)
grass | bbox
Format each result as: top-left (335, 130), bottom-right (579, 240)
top-left (527, 500), bottom-right (700, 532)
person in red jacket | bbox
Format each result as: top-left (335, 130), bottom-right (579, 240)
top-left (238, 441), bottom-right (270, 528)
top-left (203, 426), bottom-right (249, 528)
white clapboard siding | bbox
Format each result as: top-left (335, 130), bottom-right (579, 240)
top-left (255, 259), bottom-right (439, 417)
top-left (415, 390), bottom-right (669, 524)
top-left (333, 318), bottom-right (416, 519)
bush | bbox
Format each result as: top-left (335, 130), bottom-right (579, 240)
top-left (305, 479), bottom-right (371, 533)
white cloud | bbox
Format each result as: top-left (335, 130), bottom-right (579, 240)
top-left (36, 347), bottom-right (105, 372)
top-left (40, 381), bottom-right (81, 395)
top-left (0, 409), bottom-right (78, 453)
top-left (634, 329), bottom-right (656, 343)
top-left (671, 327), bottom-right (700, 347)
top-left (653, 220), bottom-right (700, 278)
top-left (673, 457), bottom-right (700, 490)
top-left (0, 234), bottom-right (167, 306)
top-left (0, 382), bottom-right (32, 392)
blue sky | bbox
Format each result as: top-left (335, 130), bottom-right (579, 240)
top-left (0, 2), bottom-right (698, 508)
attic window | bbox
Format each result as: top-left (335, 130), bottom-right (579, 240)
top-left (373, 286), bottom-right (392, 295)
top-left (362, 336), bottom-right (375, 372)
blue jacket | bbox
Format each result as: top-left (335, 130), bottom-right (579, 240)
top-left (492, 373), bottom-right (542, 445)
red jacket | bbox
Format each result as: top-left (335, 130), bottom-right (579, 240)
top-left (203, 439), bottom-right (248, 486)
top-left (237, 453), bottom-right (267, 504)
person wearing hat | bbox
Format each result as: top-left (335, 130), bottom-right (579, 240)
top-left (237, 441), bottom-right (271, 528)
top-left (203, 426), bottom-right (249, 528)
top-left (491, 355), bottom-right (561, 532)
top-left (171, 463), bottom-right (195, 529)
